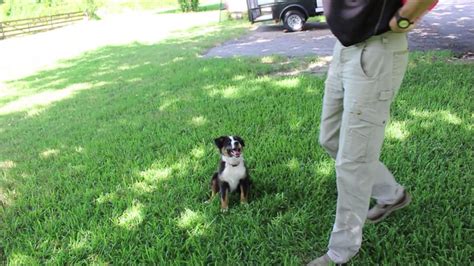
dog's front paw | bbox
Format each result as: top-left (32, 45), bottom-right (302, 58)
top-left (221, 207), bottom-right (229, 213)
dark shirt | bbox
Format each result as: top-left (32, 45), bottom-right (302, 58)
top-left (323, 0), bottom-right (402, 46)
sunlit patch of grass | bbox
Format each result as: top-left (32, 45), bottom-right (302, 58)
top-left (221, 85), bottom-right (239, 98)
top-left (0, 161), bottom-right (16, 170)
top-left (314, 159), bottom-right (334, 177)
top-left (131, 181), bottom-right (156, 194)
top-left (40, 148), bottom-right (60, 158)
top-left (117, 201), bottom-right (145, 229)
top-left (410, 109), bottom-right (463, 125)
top-left (275, 78), bottom-right (301, 89)
top-left (261, 56), bottom-right (276, 64)
top-left (69, 230), bottom-right (92, 251)
top-left (8, 253), bottom-right (39, 265)
top-left (190, 146), bottom-right (206, 159)
top-left (386, 121), bottom-right (410, 141)
top-left (139, 167), bottom-right (172, 182)
top-left (190, 115), bottom-right (208, 126)
top-left (177, 208), bottom-right (204, 229)
top-left (286, 158), bottom-right (300, 171)
top-left (0, 83), bottom-right (93, 115)
top-left (96, 192), bottom-right (118, 204)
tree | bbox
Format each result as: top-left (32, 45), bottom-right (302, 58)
top-left (178, 0), bottom-right (199, 12)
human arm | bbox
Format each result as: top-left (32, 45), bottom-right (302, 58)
top-left (389, 0), bottom-right (439, 33)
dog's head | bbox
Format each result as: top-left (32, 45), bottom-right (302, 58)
top-left (214, 135), bottom-right (245, 158)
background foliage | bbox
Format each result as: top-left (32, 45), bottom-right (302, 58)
top-left (0, 0), bottom-right (97, 20)
top-left (0, 0), bottom-right (197, 20)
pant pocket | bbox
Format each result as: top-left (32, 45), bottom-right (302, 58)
top-left (391, 50), bottom-right (409, 93)
top-left (323, 76), bottom-right (344, 106)
top-left (342, 105), bottom-right (388, 163)
top-left (345, 126), bottom-right (370, 162)
top-left (359, 43), bottom-right (389, 80)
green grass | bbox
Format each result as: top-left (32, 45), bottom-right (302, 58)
top-left (306, 15), bottom-right (326, 23)
top-left (0, 20), bottom-right (473, 265)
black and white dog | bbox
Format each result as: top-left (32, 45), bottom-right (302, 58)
top-left (210, 136), bottom-right (250, 212)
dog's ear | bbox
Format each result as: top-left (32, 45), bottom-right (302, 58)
top-left (214, 136), bottom-right (227, 149)
top-left (234, 136), bottom-right (245, 147)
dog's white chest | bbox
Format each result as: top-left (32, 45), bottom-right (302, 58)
top-left (220, 163), bottom-right (246, 192)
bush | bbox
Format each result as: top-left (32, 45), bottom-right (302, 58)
top-left (177, 0), bottom-right (199, 12)
top-left (190, 0), bottom-right (199, 11)
top-left (0, 0), bottom-right (100, 21)
top-left (83, 0), bottom-right (98, 18)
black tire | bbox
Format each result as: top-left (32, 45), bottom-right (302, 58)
top-left (283, 10), bottom-right (305, 32)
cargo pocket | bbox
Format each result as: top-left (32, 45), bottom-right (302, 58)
top-left (342, 105), bottom-right (388, 163)
top-left (345, 126), bottom-right (370, 163)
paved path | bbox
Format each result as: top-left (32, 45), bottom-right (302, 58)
top-left (205, 0), bottom-right (474, 58)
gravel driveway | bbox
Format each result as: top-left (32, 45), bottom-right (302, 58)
top-left (205, 0), bottom-right (474, 58)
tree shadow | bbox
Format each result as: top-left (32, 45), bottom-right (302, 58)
top-left (408, 2), bottom-right (474, 54)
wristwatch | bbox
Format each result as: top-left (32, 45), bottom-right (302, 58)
top-left (395, 10), bottom-right (413, 29)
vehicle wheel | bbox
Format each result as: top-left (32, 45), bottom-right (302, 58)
top-left (283, 10), bottom-right (305, 32)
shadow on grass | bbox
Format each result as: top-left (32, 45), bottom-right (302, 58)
top-left (0, 22), bottom-right (472, 264)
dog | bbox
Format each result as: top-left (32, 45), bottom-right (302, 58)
top-left (210, 135), bottom-right (250, 212)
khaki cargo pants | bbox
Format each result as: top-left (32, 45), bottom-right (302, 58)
top-left (319, 32), bottom-right (409, 263)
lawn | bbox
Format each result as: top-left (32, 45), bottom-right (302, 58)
top-left (0, 20), bottom-right (472, 265)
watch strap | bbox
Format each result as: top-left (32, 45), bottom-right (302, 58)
top-left (395, 10), bottom-right (414, 25)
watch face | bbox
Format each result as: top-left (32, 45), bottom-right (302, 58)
top-left (398, 19), bottom-right (410, 29)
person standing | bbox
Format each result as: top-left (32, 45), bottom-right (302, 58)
top-left (310, 0), bottom-right (438, 265)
